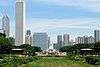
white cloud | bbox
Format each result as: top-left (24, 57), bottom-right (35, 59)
top-left (26, 18), bottom-right (99, 32)
top-left (34, 0), bottom-right (100, 12)
top-left (25, 18), bottom-right (100, 43)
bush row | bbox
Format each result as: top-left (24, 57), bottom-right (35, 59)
top-left (85, 55), bottom-right (100, 65)
top-left (65, 55), bottom-right (85, 61)
top-left (65, 54), bottom-right (100, 65)
top-left (0, 56), bottom-right (38, 67)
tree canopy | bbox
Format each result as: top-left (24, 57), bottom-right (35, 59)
top-left (59, 43), bottom-right (94, 52)
top-left (14, 44), bottom-right (42, 56)
top-left (0, 33), bottom-right (12, 54)
top-left (94, 42), bottom-right (100, 52)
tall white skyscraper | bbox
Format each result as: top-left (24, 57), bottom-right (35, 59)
top-left (2, 15), bottom-right (10, 38)
top-left (94, 30), bottom-right (100, 43)
top-left (63, 34), bottom-right (70, 46)
top-left (33, 33), bottom-right (48, 51)
top-left (15, 0), bottom-right (25, 46)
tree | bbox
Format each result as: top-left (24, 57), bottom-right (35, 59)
top-left (13, 44), bottom-right (42, 56)
top-left (94, 42), bottom-right (100, 53)
top-left (0, 33), bottom-right (6, 38)
top-left (0, 33), bottom-right (12, 54)
top-left (59, 46), bottom-right (72, 52)
top-left (33, 46), bottom-right (42, 52)
top-left (59, 43), bottom-right (94, 52)
top-left (19, 44), bottom-right (42, 52)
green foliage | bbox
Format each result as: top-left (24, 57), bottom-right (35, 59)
top-left (20, 44), bottom-right (36, 56)
top-left (24, 57), bottom-right (96, 67)
top-left (27, 56), bottom-right (38, 62)
top-left (65, 54), bottom-right (85, 61)
top-left (0, 33), bottom-right (6, 38)
top-left (65, 54), bottom-right (100, 65)
top-left (0, 33), bottom-right (12, 54)
top-left (0, 56), bottom-right (38, 67)
top-left (59, 43), bottom-right (94, 52)
top-left (59, 46), bottom-right (74, 52)
top-left (13, 44), bottom-right (42, 56)
top-left (94, 42), bottom-right (100, 53)
top-left (85, 55), bottom-right (100, 65)
top-left (33, 46), bottom-right (42, 52)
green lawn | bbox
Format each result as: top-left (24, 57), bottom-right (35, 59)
top-left (23, 57), bottom-right (98, 67)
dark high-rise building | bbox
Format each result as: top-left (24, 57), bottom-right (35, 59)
top-left (53, 43), bottom-right (58, 51)
top-left (57, 35), bottom-right (62, 50)
top-left (25, 30), bottom-right (32, 45)
top-left (94, 30), bottom-right (100, 43)
top-left (48, 37), bottom-right (50, 49)
top-left (26, 30), bottom-right (31, 35)
top-left (33, 33), bottom-right (48, 51)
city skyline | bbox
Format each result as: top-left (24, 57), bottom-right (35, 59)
top-left (0, 0), bottom-right (100, 43)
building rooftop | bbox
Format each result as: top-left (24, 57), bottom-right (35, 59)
top-left (80, 48), bottom-right (93, 51)
top-left (12, 49), bottom-right (23, 51)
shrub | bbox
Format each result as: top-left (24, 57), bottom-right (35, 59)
top-left (65, 54), bottom-right (85, 61)
top-left (0, 60), bottom-right (3, 67)
top-left (27, 56), bottom-right (37, 62)
top-left (0, 56), bottom-right (38, 67)
top-left (85, 55), bottom-right (100, 65)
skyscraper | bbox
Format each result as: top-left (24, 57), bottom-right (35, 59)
top-left (75, 37), bottom-right (84, 44)
top-left (2, 15), bottom-right (10, 38)
top-left (57, 35), bottom-right (62, 50)
top-left (53, 43), bottom-right (58, 50)
top-left (25, 30), bottom-right (32, 45)
top-left (48, 37), bottom-right (50, 49)
top-left (15, 0), bottom-right (25, 46)
top-left (75, 36), bottom-right (94, 44)
top-left (84, 36), bottom-right (89, 43)
top-left (63, 34), bottom-right (70, 46)
top-left (94, 30), bottom-right (100, 43)
top-left (88, 36), bottom-right (94, 43)
top-left (26, 30), bottom-right (31, 35)
top-left (69, 40), bottom-right (75, 46)
top-left (33, 33), bottom-right (48, 51)
top-left (25, 36), bottom-right (32, 45)
top-left (0, 29), bottom-right (3, 33)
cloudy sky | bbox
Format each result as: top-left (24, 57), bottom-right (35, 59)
top-left (0, 0), bottom-right (100, 43)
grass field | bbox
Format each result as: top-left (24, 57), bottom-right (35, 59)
top-left (23, 57), bottom-right (99, 67)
